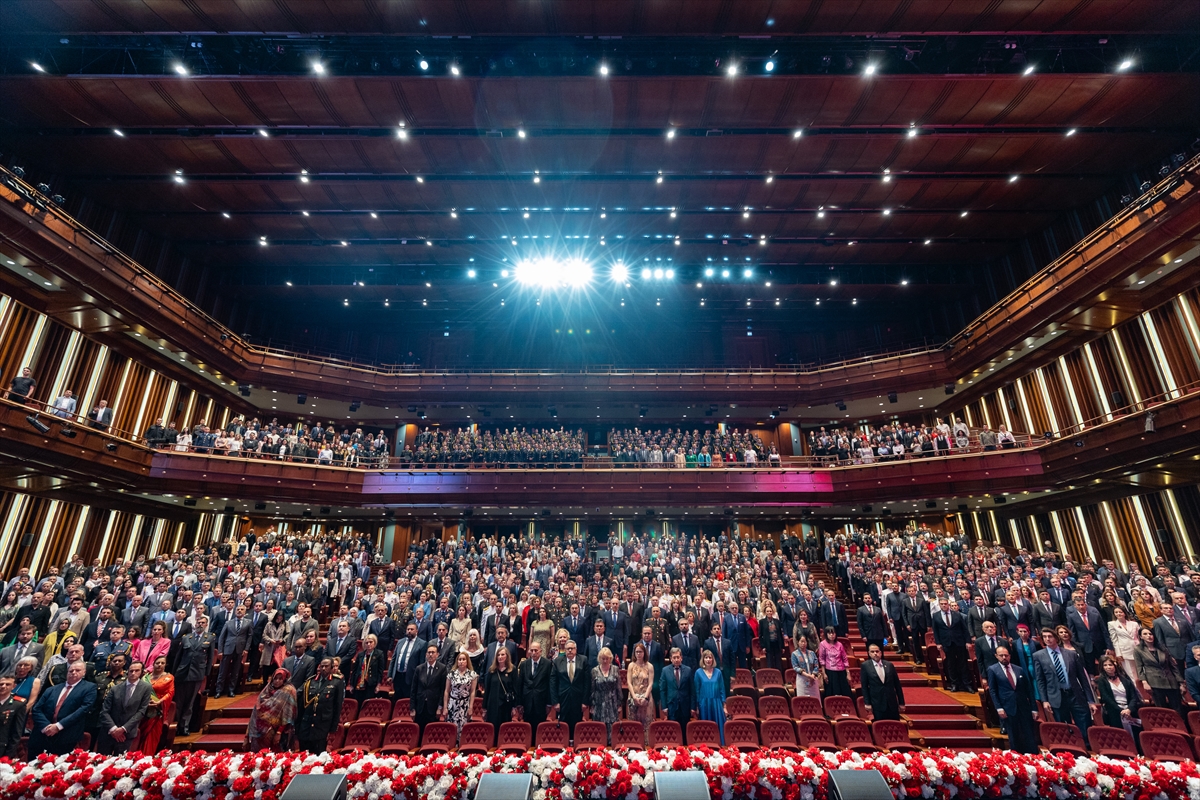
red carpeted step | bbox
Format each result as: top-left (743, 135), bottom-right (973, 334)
top-left (188, 735), bottom-right (246, 752)
top-left (205, 719), bottom-right (248, 735)
top-left (917, 730), bottom-right (996, 750)
top-left (904, 713), bottom-right (982, 730)
top-left (217, 695), bottom-right (259, 719)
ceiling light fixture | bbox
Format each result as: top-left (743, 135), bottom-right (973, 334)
top-left (467, 269), bottom-right (476, 278)
top-left (449, 64), bottom-right (460, 76)
top-left (765, 60), bottom-right (775, 72)
top-left (518, 129), bottom-right (526, 138)
top-left (113, 128), bottom-right (124, 137)
top-left (415, 176), bottom-right (424, 183)
top-left (726, 63), bottom-right (738, 76)
top-left (311, 61), bottom-right (325, 75)
top-left (863, 63), bottom-right (877, 76)
top-left (30, 62), bottom-right (45, 73)
top-left (611, 264), bottom-right (630, 283)
top-left (173, 63), bottom-right (188, 76)
top-left (792, 129), bottom-right (803, 139)
top-left (882, 208), bottom-right (891, 215)
top-left (173, 169), bottom-right (185, 184)
top-left (299, 169), bottom-right (309, 183)
top-left (1118, 59), bottom-right (1133, 71)
top-left (1009, 174), bottom-right (1019, 182)
top-left (666, 128), bottom-right (676, 139)
top-left (882, 169), bottom-right (892, 182)
top-left (258, 129), bottom-right (269, 137)
top-left (599, 63), bottom-right (609, 76)
top-left (222, 212), bottom-right (230, 218)
top-left (1065, 128), bottom-right (1077, 136)
top-left (515, 258), bottom-right (593, 288)
top-left (1023, 65), bottom-right (1036, 76)
top-left (906, 126), bottom-right (917, 138)
top-left (419, 59), bottom-right (429, 71)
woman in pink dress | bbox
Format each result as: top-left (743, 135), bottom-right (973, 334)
top-left (131, 621), bottom-right (171, 668)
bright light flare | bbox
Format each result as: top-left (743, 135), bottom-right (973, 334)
top-left (611, 264), bottom-right (630, 282)
top-left (514, 257), bottom-right (593, 288)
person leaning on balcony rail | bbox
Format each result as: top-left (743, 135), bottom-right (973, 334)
top-left (4, 368), bottom-right (36, 406)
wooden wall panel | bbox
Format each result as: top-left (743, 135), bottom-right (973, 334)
top-left (1117, 322), bottom-right (1165, 401)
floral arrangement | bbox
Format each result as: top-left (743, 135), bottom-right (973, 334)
top-left (0, 747), bottom-right (1197, 800)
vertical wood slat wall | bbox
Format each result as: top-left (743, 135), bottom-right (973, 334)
top-left (0, 292), bottom-right (240, 439)
top-left (953, 290), bottom-right (1200, 439)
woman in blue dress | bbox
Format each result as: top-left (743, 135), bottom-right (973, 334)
top-left (693, 649), bottom-right (726, 744)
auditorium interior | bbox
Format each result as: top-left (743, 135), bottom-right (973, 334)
top-left (0, 0), bottom-right (1199, 777)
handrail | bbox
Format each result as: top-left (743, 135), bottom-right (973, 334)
top-left (1047, 376), bottom-right (1200, 439)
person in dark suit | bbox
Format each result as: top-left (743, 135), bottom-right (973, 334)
top-left (245, 602), bottom-right (269, 683)
top-left (428, 622), bottom-right (457, 668)
top-left (932, 604), bottom-right (971, 692)
top-left (1186, 643), bottom-right (1200, 706)
top-left (902, 586), bottom-right (929, 662)
top-left (703, 623), bottom-right (735, 695)
top-left (214, 605), bottom-right (250, 697)
top-left (550, 639), bottom-right (590, 738)
top-left (996, 593), bottom-right (1032, 642)
top-left (172, 616), bottom-right (215, 737)
top-left (584, 618), bottom-right (614, 669)
top-left (670, 621), bottom-right (702, 671)
top-left (1066, 594), bottom-right (1111, 675)
top-left (819, 598), bottom-right (848, 637)
top-left (367, 606), bottom-right (398, 656)
top-left (281, 641), bottom-right (316, 692)
top-left (80, 607), bottom-right (116, 660)
top-left (657, 648), bottom-right (693, 724)
top-left (0, 626), bottom-right (45, 676)
top-left (348, 634), bottom-right (386, 703)
top-left (515, 640), bottom-right (553, 729)
top-left (1033, 591), bottom-right (1064, 632)
top-left (0, 675), bottom-right (27, 758)
top-left (28, 661), bottom-right (96, 756)
top-left (389, 623), bottom-right (425, 700)
top-left (164, 609), bottom-right (193, 672)
top-left (1097, 655), bottom-right (1144, 747)
top-left (986, 645), bottom-right (1037, 753)
top-left (322, 620), bottom-right (357, 680)
top-left (561, 604), bottom-right (589, 649)
top-left (758, 605), bottom-right (786, 672)
top-left (410, 644), bottom-right (447, 733)
top-left (96, 659), bottom-right (151, 754)
top-left (966, 596), bottom-right (996, 639)
top-left (484, 626), bottom-right (519, 671)
top-left (634, 627), bottom-right (665, 671)
top-left (974, 620), bottom-right (1012, 677)
top-left (1033, 627), bottom-right (1097, 745)
top-left (860, 644), bottom-right (905, 721)
top-left (856, 594), bottom-right (887, 651)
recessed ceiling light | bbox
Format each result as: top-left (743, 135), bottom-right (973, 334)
top-left (221, 212), bottom-right (230, 219)
top-left (882, 208), bottom-right (891, 215)
top-left (900, 279), bottom-right (909, 285)
top-left (1118, 59), bottom-right (1133, 71)
top-left (258, 129), bottom-right (269, 137)
top-left (173, 63), bottom-right (188, 76)
top-left (415, 176), bottom-right (424, 183)
top-left (450, 64), bottom-right (460, 76)
top-left (301, 211), bottom-right (309, 216)
top-left (113, 128), bottom-right (125, 137)
top-left (765, 60), bottom-right (775, 73)
top-left (924, 239), bottom-right (931, 245)
top-left (599, 63), bottom-right (609, 76)
top-left (863, 64), bottom-right (877, 76)
top-left (419, 59), bottom-right (429, 71)
top-left (792, 129), bottom-right (803, 139)
top-left (960, 211), bottom-right (968, 217)
top-left (30, 62), bottom-right (45, 73)
top-left (666, 128), bottom-right (676, 139)
top-left (1008, 175), bottom-right (1019, 183)
top-left (311, 61), bottom-right (325, 75)
top-left (1023, 65), bottom-right (1036, 76)
top-left (1065, 128), bottom-right (1077, 136)
top-left (518, 129), bottom-right (526, 138)
top-left (370, 212), bottom-right (378, 218)
top-left (726, 63), bottom-right (738, 76)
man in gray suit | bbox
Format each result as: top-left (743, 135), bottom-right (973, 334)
top-left (286, 604), bottom-right (319, 651)
top-left (0, 626), bottom-right (45, 677)
top-left (214, 604), bottom-right (249, 697)
top-left (96, 660), bottom-right (151, 754)
top-left (1033, 627), bottom-right (1097, 745)
top-left (1154, 601), bottom-right (1193, 680)
top-left (122, 596), bottom-right (149, 642)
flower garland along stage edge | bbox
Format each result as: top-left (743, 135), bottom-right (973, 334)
top-left (0, 747), bottom-right (1198, 800)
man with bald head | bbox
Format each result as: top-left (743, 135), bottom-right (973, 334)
top-left (28, 660), bottom-right (96, 756)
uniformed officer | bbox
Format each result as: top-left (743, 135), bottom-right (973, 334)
top-left (174, 615), bottom-right (217, 737)
top-left (297, 656), bottom-right (345, 753)
top-left (90, 624), bottom-right (132, 677)
top-left (0, 675), bottom-right (27, 758)
top-left (86, 652), bottom-right (126, 751)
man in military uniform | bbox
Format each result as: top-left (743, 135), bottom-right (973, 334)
top-left (0, 675), bottom-right (27, 758)
top-left (86, 652), bottom-right (126, 751)
top-left (173, 615), bottom-right (216, 737)
top-left (646, 605), bottom-right (670, 654)
top-left (296, 656), bottom-right (344, 754)
top-left (90, 624), bottom-right (131, 677)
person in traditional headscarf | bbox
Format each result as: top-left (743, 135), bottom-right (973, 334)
top-left (246, 668), bottom-right (297, 751)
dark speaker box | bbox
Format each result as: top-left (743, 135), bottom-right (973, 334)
top-left (25, 415), bottom-right (49, 434)
top-left (254, 502), bottom-right (266, 511)
top-left (281, 774), bottom-right (346, 800)
top-left (925, 501), bottom-right (937, 508)
top-left (654, 772), bottom-right (710, 800)
top-left (993, 495), bottom-right (1007, 504)
top-left (827, 769), bottom-right (893, 800)
top-left (1111, 390), bottom-right (1125, 408)
top-left (183, 498), bottom-right (197, 507)
top-left (473, 774), bottom-right (533, 800)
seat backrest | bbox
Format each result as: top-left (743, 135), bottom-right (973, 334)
top-left (783, 668), bottom-right (795, 687)
top-left (1141, 731), bottom-right (1193, 762)
top-left (724, 719), bottom-right (760, 747)
top-left (1089, 724), bottom-right (1136, 754)
top-left (726, 696), bottom-right (756, 718)
top-left (797, 718), bottom-right (835, 747)
top-left (649, 720), bottom-right (684, 748)
top-left (686, 720), bottom-right (720, 747)
top-left (392, 698), bottom-right (411, 719)
top-left (792, 696), bottom-right (822, 719)
top-left (497, 721), bottom-right (532, 750)
top-left (824, 695), bottom-right (856, 718)
top-left (460, 721), bottom-right (495, 751)
top-left (421, 721), bottom-right (458, 749)
top-left (1038, 721), bottom-right (1084, 748)
top-left (758, 696), bottom-right (790, 718)
top-left (358, 698), bottom-right (392, 721)
top-left (338, 698), bottom-right (359, 725)
top-left (1140, 707), bottom-right (1187, 732)
top-left (383, 721), bottom-right (419, 751)
top-left (344, 721), bottom-right (383, 750)
top-left (1189, 710), bottom-right (1200, 737)
top-left (574, 721), bottom-right (609, 749)
top-left (536, 721), bottom-right (569, 749)
top-left (871, 719), bottom-right (910, 747)
top-left (756, 668), bottom-right (783, 687)
top-left (761, 719), bottom-right (798, 747)
top-left (734, 668), bottom-right (754, 684)
top-left (612, 720), bottom-right (647, 749)
top-left (834, 718), bottom-right (872, 746)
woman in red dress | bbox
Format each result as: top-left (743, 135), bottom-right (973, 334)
top-left (137, 654), bottom-right (175, 752)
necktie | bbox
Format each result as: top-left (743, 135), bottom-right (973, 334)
top-left (1006, 665), bottom-right (1017, 689)
top-left (428, 664), bottom-right (433, 678)
top-left (830, 606), bottom-right (837, 625)
top-left (989, 637), bottom-right (995, 651)
top-left (1081, 611), bottom-right (1089, 630)
top-left (174, 623), bottom-right (180, 637)
top-left (1052, 650), bottom-right (1068, 687)
top-left (944, 613), bottom-right (951, 627)
top-left (53, 684), bottom-right (72, 720)
top-left (15, 646), bottom-right (23, 662)
top-left (875, 661), bottom-right (885, 681)
top-left (568, 660), bottom-right (574, 680)
top-left (717, 641), bottom-right (722, 661)
top-left (675, 666), bottom-right (680, 686)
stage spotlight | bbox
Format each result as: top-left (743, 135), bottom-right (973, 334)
top-left (611, 264), bottom-right (630, 282)
top-left (835, 400), bottom-right (847, 411)
top-left (653, 268), bottom-right (664, 279)
top-left (59, 426), bottom-right (76, 439)
top-left (297, 394), bottom-right (307, 405)
top-left (641, 267), bottom-right (652, 279)
top-left (704, 267), bottom-right (715, 277)
top-left (105, 441), bottom-right (118, 452)
top-left (765, 60), bottom-right (775, 72)
top-left (548, 406), bottom-right (558, 418)
top-left (419, 59), bottom-right (429, 70)
top-left (238, 384), bottom-right (251, 397)
top-left (25, 416), bottom-right (49, 434)
top-left (407, 406), bottom-right (418, 413)
top-left (514, 257), bottom-right (593, 288)
top-left (417, 411), bottom-right (427, 420)
top-left (639, 406), bottom-right (648, 418)
top-left (944, 384), bottom-right (956, 395)
top-left (769, 411), bottom-right (777, 419)
top-left (349, 401), bottom-right (361, 412)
